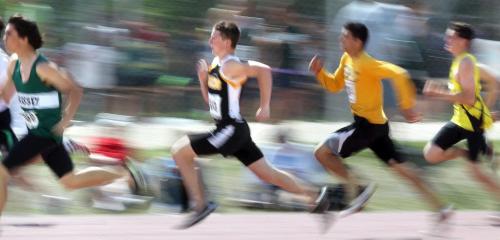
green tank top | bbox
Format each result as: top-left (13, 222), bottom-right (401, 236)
top-left (12, 54), bottom-right (62, 142)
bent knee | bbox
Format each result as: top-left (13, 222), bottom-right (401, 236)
top-left (314, 144), bottom-right (333, 161)
top-left (171, 136), bottom-right (191, 155)
top-left (59, 174), bottom-right (78, 190)
top-left (170, 138), bottom-right (185, 155)
top-left (171, 141), bottom-right (196, 163)
top-left (423, 143), bottom-right (442, 164)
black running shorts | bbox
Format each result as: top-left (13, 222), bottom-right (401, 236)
top-left (432, 122), bottom-right (486, 162)
top-left (321, 115), bottom-right (403, 164)
top-left (189, 120), bottom-right (264, 166)
top-left (2, 133), bottom-right (74, 178)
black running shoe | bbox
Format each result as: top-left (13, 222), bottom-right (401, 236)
top-left (311, 186), bottom-right (330, 214)
top-left (338, 182), bottom-right (376, 218)
top-left (436, 204), bottom-right (454, 223)
top-left (178, 201), bottom-right (218, 229)
top-left (124, 158), bottom-right (148, 195)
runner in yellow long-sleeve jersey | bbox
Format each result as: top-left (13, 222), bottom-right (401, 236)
top-left (309, 22), bottom-right (451, 222)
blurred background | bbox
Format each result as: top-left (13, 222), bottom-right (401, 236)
top-left (1, 0), bottom-right (499, 215)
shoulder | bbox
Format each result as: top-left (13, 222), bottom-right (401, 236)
top-left (222, 57), bottom-right (245, 71)
top-left (371, 58), bottom-right (407, 75)
top-left (458, 56), bottom-right (474, 70)
top-left (36, 60), bottom-right (58, 74)
top-left (460, 56), bottom-right (474, 64)
top-left (35, 60), bottom-right (61, 82)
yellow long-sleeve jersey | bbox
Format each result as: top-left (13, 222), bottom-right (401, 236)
top-left (316, 52), bottom-right (416, 124)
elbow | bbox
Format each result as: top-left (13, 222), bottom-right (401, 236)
top-left (463, 96), bottom-right (475, 106)
top-left (72, 85), bottom-right (83, 99)
top-left (76, 85), bottom-right (83, 96)
top-left (258, 64), bottom-right (272, 76)
top-left (260, 63), bottom-right (271, 71)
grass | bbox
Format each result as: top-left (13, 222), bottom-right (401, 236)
top-left (3, 141), bottom-right (499, 215)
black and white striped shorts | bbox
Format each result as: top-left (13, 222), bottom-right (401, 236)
top-left (188, 119), bottom-right (263, 166)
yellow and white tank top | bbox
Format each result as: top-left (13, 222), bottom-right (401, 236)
top-left (449, 53), bottom-right (492, 131)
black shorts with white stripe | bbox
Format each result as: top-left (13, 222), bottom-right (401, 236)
top-left (188, 119), bottom-right (263, 166)
top-left (322, 115), bottom-right (403, 164)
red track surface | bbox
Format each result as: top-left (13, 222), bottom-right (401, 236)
top-left (1, 211), bottom-right (498, 240)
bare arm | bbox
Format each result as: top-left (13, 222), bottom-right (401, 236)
top-left (424, 58), bottom-right (476, 106)
top-left (247, 61), bottom-right (273, 121)
top-left (196, 59), bottom-right (209, 104)
top-left (37, 62), bottom-right (83, 134)
top-left (223, 60), bottom-right (272, 121)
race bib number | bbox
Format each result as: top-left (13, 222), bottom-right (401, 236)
top-left (21, 111), bottom-right (39, 129)
top-left (344, 66), bottom-right (357, 103)
top-left (345, 80), bottom-right (356, 103)
top-left (208, 93), bottom-right (222, 119)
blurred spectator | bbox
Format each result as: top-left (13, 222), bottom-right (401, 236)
top-left (114, 21), bottom-right (169, 87)
top-left (63, 25), bottom-right (122, 89)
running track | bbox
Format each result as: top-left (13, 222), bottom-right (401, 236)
top-left (1, 211), bottom-right (498, 240)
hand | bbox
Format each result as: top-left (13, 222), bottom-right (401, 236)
top-left (423, 80), bottom-right (444, 97)
top-left (197, 59), bottom-right (208, 83)
top-left (256, 105), bottom-right (270, 122)
top-left (401, 108), bottom-right (422, 123)
top-left (308, 55), bottom-right (324, 75)
top-left (52, 120), bottom-right (69, 136)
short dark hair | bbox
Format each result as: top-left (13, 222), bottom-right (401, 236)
top-left (214, 21), bottom-right (240, 49)
top-left (449, 22), bottom-right (475, 40)
top-left (344, 22), bottom-right (369, 47)
top-left (8, 14), bottom-right (43, 49)
top-left (0, 17), bottom-right (4, 33)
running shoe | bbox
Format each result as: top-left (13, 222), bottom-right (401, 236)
top-left (178, 201), bottom-right (218, 229)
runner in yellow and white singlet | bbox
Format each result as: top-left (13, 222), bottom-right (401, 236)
top-left (423, 22), bottom-right (500, 208)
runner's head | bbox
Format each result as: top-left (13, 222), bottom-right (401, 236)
top-left (209, 21), bottom-right (240, 56)
top-left (4, 14), bottom-right (43, 54)
top-left (445, 22), bottom-right (474, 54)
top-left (341, 22), bottom-right (369, 55)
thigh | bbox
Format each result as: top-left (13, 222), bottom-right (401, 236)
top-left (466, 131), bottom-right (486, 162)
top-left (2, 134), bottom-right (55, 171)
top-left (0, 109), bottom-right (11, 128)
top-left (188, 132), bottom-right (219, 156)
top-left (0, 109), bottom-right (16, 150)
top-left (41, 144), bottom-right (74, 178)
top-left (369, 134), bottom-right (401, 165)
top-left (432, 122), bottom-right (467, 151)
top-left (190, 122), bottom-right (250, 157)
top-left (321, 123), bottom-right (372, 158)
top-left (233, 140), bottom-right (264, 166)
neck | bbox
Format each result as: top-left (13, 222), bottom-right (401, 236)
top-left (452, 49), bottom-right (468, 57)
top-left (17, 49), bottom-right (37, 64)
top-left (217, 49), bottom-right (235, 60)
top-left (348, 49), bottom-right (363, 58)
